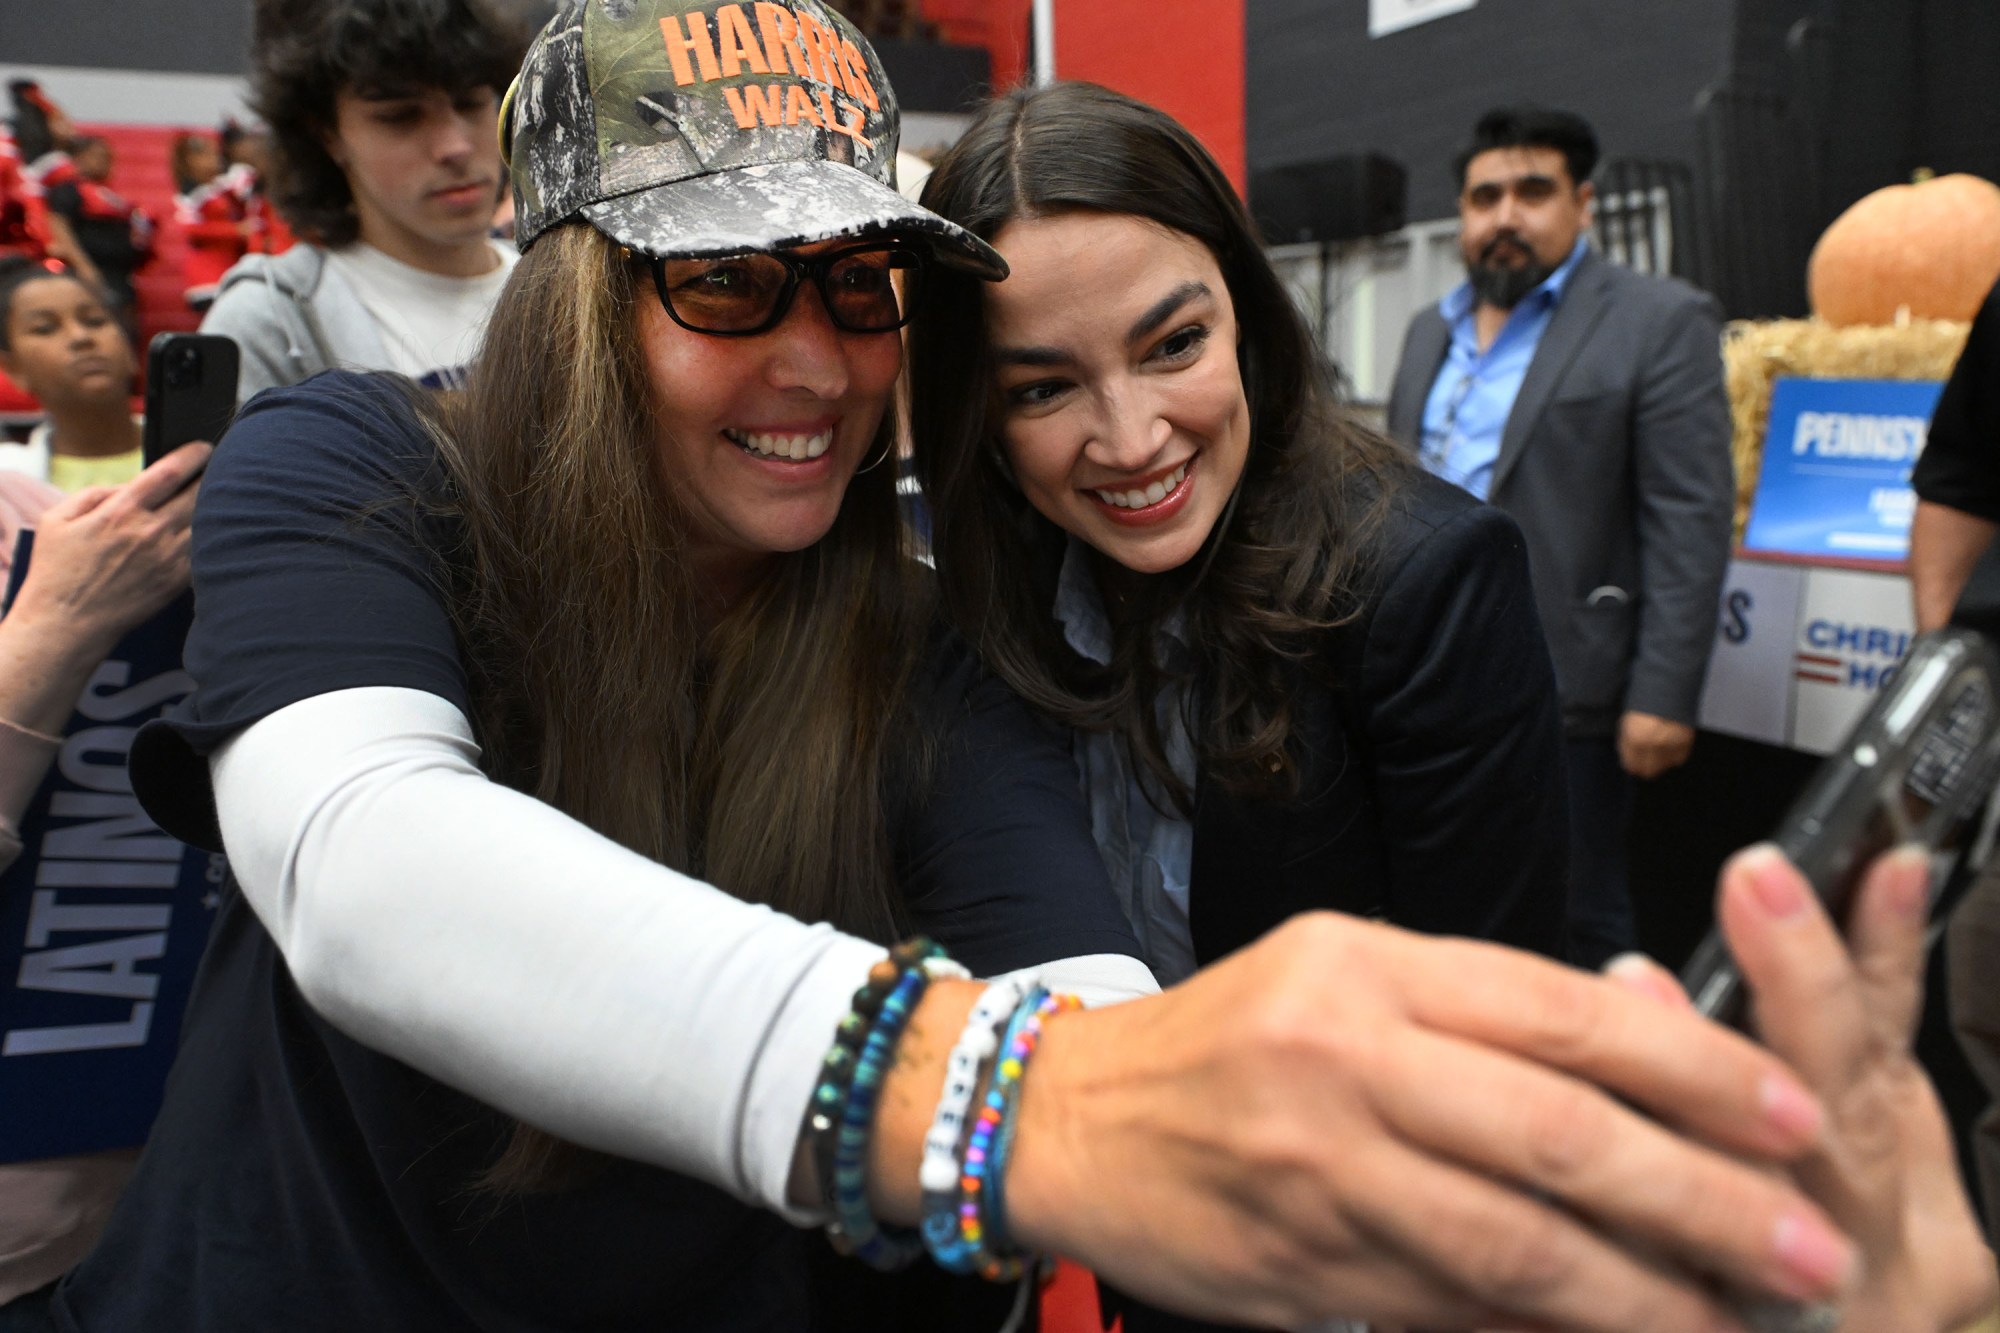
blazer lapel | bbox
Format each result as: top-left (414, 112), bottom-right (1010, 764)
top-left (1491, 250), bottom-right (1614, 495)
top-left (1390, 310), bottom-right (1452, 448)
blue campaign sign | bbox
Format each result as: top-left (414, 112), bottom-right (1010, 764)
top-left (1743, 376), bottom-right (1944, 561)
top-left (0, 533), bottom-right (223, 1163)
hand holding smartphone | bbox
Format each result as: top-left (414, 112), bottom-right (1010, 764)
top-left (1681, 627), bottom-right (2000, 1028)
top-left (142, 332), bottom-right (239, 468)
top-left (1668, 631), bottom-right (2000, 1333)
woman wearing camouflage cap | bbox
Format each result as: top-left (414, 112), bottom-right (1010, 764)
top-left (0, 6), bottom-right (1923, 1333)
top-left (17, 3), bottom-right (1143, 1328)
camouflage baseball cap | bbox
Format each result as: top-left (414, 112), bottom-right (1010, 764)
top-left (502, 0), bottom-right (1005, 280)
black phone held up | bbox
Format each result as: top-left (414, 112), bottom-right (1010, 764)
top-left (1681, 627), bottom-right (2000, 1030)
top-left (142, 333), bottom-right (239, 467)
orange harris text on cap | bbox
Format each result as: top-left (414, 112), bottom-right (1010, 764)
top-left (662, 5), bottom-right (877, 144)
top-left (660, 4), bottom-right (881, 113)
top-left (715, 83), bottom-right (872, 146)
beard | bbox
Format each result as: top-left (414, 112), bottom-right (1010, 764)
top-left (1465, 232), bottom-right (1555, 309)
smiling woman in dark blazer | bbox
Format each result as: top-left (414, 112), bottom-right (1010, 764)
top-left (907, 91), bottom-right (1567, 1326)
top-left (909, 78), bottom-right (1567, 1009)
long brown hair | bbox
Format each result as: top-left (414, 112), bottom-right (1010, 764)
top-left (419, 223), bottom-right (929, 1185)
top-left (910, 82), bottom-right (1411, 812)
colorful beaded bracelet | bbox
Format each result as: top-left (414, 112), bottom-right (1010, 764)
top-left (919, 976), bottom-right (1031, 1271)
top-left (953, 986), bottom-right (1080, 1281)
top-left (984, 1059), bottom-right (1030, 1268)
top-left (811, 939), bottom-right (968, 1270)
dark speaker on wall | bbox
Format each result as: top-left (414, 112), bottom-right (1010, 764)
top-left (1249, 153), bottom-right (1408, 245)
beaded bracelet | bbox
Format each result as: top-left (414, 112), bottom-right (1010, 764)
top-left (829, 958), bottom-right (955, 1268)
top-left (983, 1057), bottom-right (1030, 1265)
top-left (919, 975), bottom-right (1031, 1270)
top-left (810, 938), bottom-right (968, 1270)
top-left (952, 986), bottom-right (1081, 1281)
top-left (809, 938), bottom-right (943, 1208)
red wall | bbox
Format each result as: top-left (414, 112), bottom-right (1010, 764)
top-left (1052, 0), bottom-right (1245, 194)
top-left (921, 0), bottom-right (1246, 196)
top-left (922, 0), bottom-right (1031, 91)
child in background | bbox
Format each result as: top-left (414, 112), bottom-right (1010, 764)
top-left (177, 150), bottom-right (286, 311)
top-left (168, 133), bottom-right (222, 198)
top-left (0, 261), bottom-right (143, 491)
top-left (3, 84), bottom-right (97, 287)
top-left (39, 138), bottom-right (152, 331)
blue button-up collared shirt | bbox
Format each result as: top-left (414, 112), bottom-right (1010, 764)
top-left (1053, 537), bottom-right (1202, 987)
top-left (1419, 236), bottom-right (1590, 500)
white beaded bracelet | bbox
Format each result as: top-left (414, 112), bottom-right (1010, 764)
top-left (919, 976), bottom-right (1031, 1201)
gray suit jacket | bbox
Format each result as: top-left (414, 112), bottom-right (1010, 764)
top-left (1386, 249), bottom-right (1734, 737)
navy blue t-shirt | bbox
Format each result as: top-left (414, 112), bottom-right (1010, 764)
top-left (51, 373), bottom-right (1139, 1332)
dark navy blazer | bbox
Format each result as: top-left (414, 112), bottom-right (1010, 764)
top-left (1187, 469), bottom-right (1569, 967)
top-left (1109, 471), bottom-right (1569, 1333)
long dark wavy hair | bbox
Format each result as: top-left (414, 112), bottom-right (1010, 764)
top-left (910, 81), bottom-right (1411, 811)
top-left (412, 223), bottom-right (929, 1187)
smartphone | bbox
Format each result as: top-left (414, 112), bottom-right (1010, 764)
top-left (142, 333), bottom-right (239, 467)
top-left (1680, 627), bottom-right (2000, 1029)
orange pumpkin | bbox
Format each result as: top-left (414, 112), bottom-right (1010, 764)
top-left (1807, 172), bottom-right (2000, 326)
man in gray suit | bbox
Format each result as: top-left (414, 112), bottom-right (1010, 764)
top-left (1386, 105), bottom-right (1733, 967)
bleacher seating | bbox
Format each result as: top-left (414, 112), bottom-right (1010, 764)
top-left (78, 121), bottom-right (207, 352)
top-left (0, 369), bottom-right (36, 431)
top-left (0, 123), bottom-right (212, 428)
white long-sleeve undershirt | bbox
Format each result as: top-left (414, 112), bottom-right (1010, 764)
top-left (210, 686), bottom-right (1157, 1225)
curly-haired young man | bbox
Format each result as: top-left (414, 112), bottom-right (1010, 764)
top-left (200, 0), bottom-right (527, 400)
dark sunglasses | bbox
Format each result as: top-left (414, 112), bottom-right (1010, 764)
top-left (640, 242), bottom-right (929, 337)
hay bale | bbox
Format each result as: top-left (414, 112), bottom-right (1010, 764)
top-left (1722, 317), bottom-right (1970, 540)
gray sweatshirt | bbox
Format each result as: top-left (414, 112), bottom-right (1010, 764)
top-left (198, 245), bottom-right (391, 406)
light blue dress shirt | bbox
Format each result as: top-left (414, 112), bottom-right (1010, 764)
top-left (1419, 237), bottom-right (1590, 500)
top-left (1053, 538), bottom-right (1202, 987)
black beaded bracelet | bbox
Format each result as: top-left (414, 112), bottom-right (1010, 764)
top-left (804, 937), bottom-right (966, 1269)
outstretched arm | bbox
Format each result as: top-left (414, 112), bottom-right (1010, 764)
top-left (934, 913), bottom-right (1856, 1331)
top-left (182, 379), bottom-right (1860, 1331)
